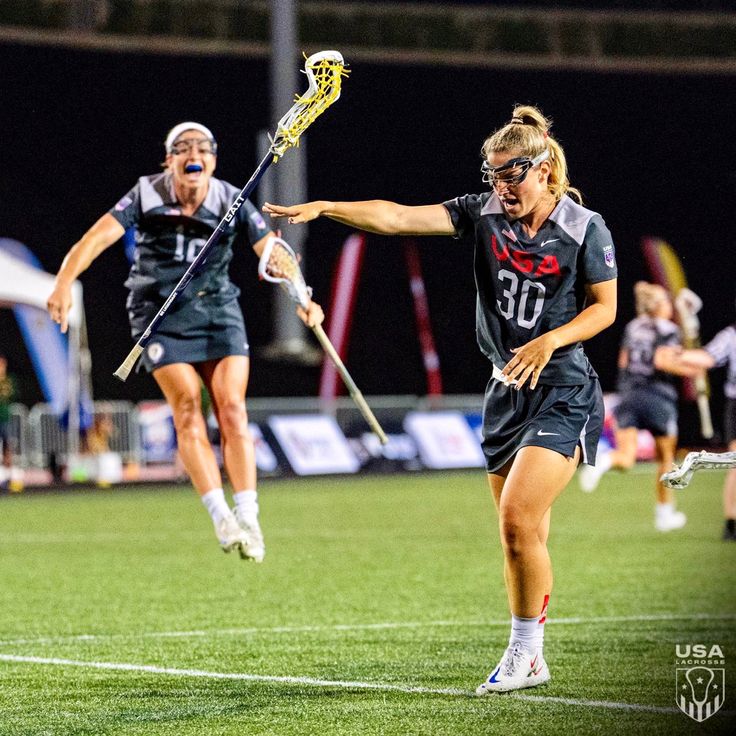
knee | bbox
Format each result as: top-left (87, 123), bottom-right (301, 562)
top-left (499, 512), bottom-right (536, 559)
top-left (170, 395), bottom-right (206, 440)
top-left (217, 400), bottom-right (249, 440)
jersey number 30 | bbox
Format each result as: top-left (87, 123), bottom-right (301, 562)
top-left (496, 268), bottom-right (546, 328)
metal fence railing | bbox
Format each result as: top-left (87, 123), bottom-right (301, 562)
top-left (26, 401), bottom-right (141, 469)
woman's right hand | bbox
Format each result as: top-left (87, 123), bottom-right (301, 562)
top-left (47, 282), bottom-right (73, 333)
top-left (263, 201), bottom-right (325, 225)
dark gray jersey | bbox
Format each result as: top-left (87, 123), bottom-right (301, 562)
top-left (443, 192), bottom-right (617, 385)
top-left (705, 323), bottom-right (736, 399)
top-left (109, 173), bottom-right (271, 303)
top-left (617, 316), bottom-right (681, 400)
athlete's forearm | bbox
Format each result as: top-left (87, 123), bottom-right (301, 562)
top-left (547, 302), bottom-right (617, 351)
top-left (55, 214), bottom-right (125, 285)
top-left (319, 200), bottom-right (453, 236)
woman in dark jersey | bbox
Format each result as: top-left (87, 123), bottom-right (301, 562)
top-left (48, 122), bottom-right (323, 563)
top-left (264, 106), bottom-right (617, 693)
top-left (580, 282), bottom-right (695, 532)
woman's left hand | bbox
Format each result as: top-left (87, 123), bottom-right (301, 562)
top-left (297, 301), bottom-right (324, 328)
top-left (502, 332), bottom-right (560, 390)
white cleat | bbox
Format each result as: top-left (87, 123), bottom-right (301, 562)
top-left (655, 509), bottom-right (687, 532)
top-left (476, 643), bottom-right (550, 695)
top-left (235, 508), bottom-right (266, 563)
top-left (215, 512), bottom-right (250, 556)
top-left (578, 463), bottom-right (604, 493)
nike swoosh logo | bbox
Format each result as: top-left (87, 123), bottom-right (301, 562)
top-left (537, 430), bottom-right (560, 436)
top-left (540, 238), bottom-right (559, 247)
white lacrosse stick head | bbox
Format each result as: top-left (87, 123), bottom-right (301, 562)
top-left (674, 287), bottom-right (703, 338)
top-left (258, 236), bottom-right (312, 309)
top-left (271, 50), bottom-right (348, 156)
top-left (675, 287), bottom-right (703, 317)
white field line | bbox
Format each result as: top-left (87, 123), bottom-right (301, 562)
top-left (0, 612), bottom-right (733, 647)
top-left (0, 653), bottom-right (685, 715)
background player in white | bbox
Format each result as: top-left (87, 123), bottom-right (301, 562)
top-left (580, 282), bottom-right (698, 531)
top-left (264, 106), bottom-right (617, 693)
top-left (47, 122), bottom-right (323, 562)
top-left (661, 310), bottom-right (736, 540)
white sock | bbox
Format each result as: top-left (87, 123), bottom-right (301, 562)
top-left (233, 490), bottom-right (259, 518)
top-left (509, 615), bottom-right (539, 654)
top-left (657, 501), bottom-right (675, 517)
top-left (201, 488), bottom-right (231, 525)
top-left (596, 451), bottom-right (613, 473)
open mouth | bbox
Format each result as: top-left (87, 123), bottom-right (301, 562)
top-left (184, 163), bottom-right (203, 175)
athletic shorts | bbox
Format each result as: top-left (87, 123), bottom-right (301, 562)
top-left (481, 370), bottom-right (604, 473)
top-left (614, 389), bottom-right (678, 438)
top-left (128, 293), bottom-right (249, 373)
top-left (725, 398), bottom-right (736, 445)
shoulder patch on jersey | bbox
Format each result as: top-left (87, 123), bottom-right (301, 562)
top-left (114, 195), bottom-right (133, 212)
top-left (549, 196), bottom-right (598, 245)
top-left (603, 244), bottom-right (615, 268)
top-left (249, 210), bottom-right (267, 230)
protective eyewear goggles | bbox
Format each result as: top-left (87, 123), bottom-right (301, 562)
top-left (481, 149), bottom-right (550, 187)
top-left (168, 137), bottom-right (218, 156)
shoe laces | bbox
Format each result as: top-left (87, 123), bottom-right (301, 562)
top-left (502, 642), bottom-right (528, 677)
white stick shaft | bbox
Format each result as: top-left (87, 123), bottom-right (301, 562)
top-left (312, 324), bottom-right (387, 445)
top-left (695, 383), bottom-right (714, 439)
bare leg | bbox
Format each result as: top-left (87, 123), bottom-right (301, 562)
top-left (153, 363), bottom-right (222, 495)
top-left (609, 427), bottom-right (638, 470)
top-left (724, 440), bottom-right (736, 519)
top-left (489, 446), bottom-right (580, 618)
top-left (654, 434), bottom-right (678, 505)
top-left (199, 356), bottom-right (255, 492)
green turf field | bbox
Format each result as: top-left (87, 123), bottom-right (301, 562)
top-left (0, 468), bottom-right (734, 735)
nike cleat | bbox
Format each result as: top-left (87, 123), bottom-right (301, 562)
top-left (234, 508), bottom-right (266, 563)
top-left (476, 643), bottom-right (550, 695)
top-left (655, 509), bottom-right (687, 532)
top-left (215, 512), bottom-right (250, 556)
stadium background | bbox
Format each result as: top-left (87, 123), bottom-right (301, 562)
top-left (0, 0), bottom-right (734, 436)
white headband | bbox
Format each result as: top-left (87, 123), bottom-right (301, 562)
top-left (164, 122), bottom-right (216, 152)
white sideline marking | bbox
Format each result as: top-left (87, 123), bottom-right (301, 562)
top-left (0, 612), bottom-right (732, 647)
top-left (0, 653), bottom-right (683, 715)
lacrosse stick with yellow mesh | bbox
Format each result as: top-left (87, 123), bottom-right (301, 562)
top-left (259, 236), bottom-right (388, 445)
top-left (114, 51), bottom-right (349, 381)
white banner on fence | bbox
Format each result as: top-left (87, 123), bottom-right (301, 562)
top-left (268, 415), bottom-right (360, 476)
top-left (403, 411), bottom-right (485, 469)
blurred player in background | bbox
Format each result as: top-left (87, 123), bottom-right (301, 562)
top-left (47, 122), bottom-right (323, 562)
top-left (579, 282), bottom-right (702, 531)
top-left (661, 310), bottom-right (736, 540)
top-left (0, 353), bottom-right (17, 488)
top-left (265, 105), bottom-right (617, 694)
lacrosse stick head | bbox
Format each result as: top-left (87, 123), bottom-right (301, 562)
top-left (271, 50), bottom-right (349, 156)
top-left (674, 287), bottom-right (703, 339)
top-left (675, 287), bottom-right (703, 317)
top-left (258, 236), bottom-right (312, 309)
